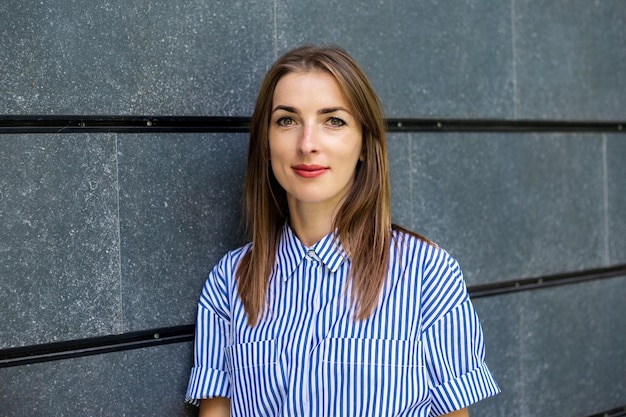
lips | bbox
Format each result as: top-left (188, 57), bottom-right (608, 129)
top-left (292, 164), bottom-right (328, 178)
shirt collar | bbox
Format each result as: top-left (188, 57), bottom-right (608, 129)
top-left (276, 223), bottom-right (348, 280)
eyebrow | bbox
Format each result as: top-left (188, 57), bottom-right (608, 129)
top-left (271, 105), bottom-right (351, 115)
top-left (319, 107), bottom-right (350, 115)
top-left (272, 105), bottom-right (297, 114)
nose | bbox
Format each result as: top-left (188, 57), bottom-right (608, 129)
top-left (297, 124), bottom-right (318, 154)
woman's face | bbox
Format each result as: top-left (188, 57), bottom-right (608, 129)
top-left (269, 70), bottom-right (363, 216)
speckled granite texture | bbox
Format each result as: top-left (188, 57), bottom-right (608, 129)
top-left (1, 0), bottom-right (625, 416)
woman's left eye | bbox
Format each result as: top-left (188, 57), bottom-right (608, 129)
top-left (327, 117), bottom-right (346, 127)
top-left (276, 117), bottom-right (295, 127)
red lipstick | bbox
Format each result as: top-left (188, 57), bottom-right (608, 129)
top-left (292, 164), bottom-right (328, 178)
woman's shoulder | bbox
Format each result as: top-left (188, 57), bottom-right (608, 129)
top-left (390, 224), bottom-right (457, 268)
top-left (208, 242), bottom-right (253, 278)
top-left (391, 224), bottom-right (437, 251)
top-left (390, 226), bottom-right (465, 306)
top-left (221, 241), bottom-right (253, 264)
top-left (199, 243), bottom-right (252, 306)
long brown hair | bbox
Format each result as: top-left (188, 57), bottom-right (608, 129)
top-left (238, 45), bottom-right (393, 326)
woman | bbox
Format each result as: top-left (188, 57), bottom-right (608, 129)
top-left (186, 45), bottom-right (500, 416)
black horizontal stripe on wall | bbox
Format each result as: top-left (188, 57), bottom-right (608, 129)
top-left (0, 264), bottom-right (624, 369)
top-left (469, 264), bottom-right (626, 298)
top-left (0, 325), bottom-right (193, 369)
top-left (0, 115), bottom-right (624, 134)
top-left (0, 116), bottom-right (251, 134)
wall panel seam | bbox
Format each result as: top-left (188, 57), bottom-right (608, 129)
top-left (273, 0), bottom-right (278, 59)
top-left (113, 134), bottom-right (125, 334)
top-left (602, 134), bottom-right (610, 264)
top-left (511, 0), bottom-right (519, 118)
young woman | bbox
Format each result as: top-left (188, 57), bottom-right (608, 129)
top-left (186, 45), bottom-right (500, 417)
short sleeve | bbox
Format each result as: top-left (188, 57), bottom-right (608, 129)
top-left (420, 250), bottom-right (500, 415)
top-left (185, 251), bottom-right (237, 405)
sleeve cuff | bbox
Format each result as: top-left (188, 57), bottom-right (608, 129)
top-left (429, 362), bottom-right (501, 416)
top-left (185, 366), bottom-right (231, 406)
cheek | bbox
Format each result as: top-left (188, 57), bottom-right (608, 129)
top-left (268, 146), bottom-right (282, 168)
top-left (267, 140), bottom-right (276, 165)
top-left (267, 146), bottom-right (287, 182)
top-left (267, 135), bottom-right (283, 162)
top-left (268, 139), bottom-right (294, 175)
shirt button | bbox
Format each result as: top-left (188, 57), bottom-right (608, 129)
top-left (306, 249), bottom-right (319, 261)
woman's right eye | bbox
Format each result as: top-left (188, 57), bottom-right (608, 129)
top-left (276, 117), bottom-right (294, 127)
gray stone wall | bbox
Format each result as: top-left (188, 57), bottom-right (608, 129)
top-left (1, 1), bottom-right (624, 416)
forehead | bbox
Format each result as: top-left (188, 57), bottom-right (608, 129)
top-left (272, 70), bottom-right (350, 108)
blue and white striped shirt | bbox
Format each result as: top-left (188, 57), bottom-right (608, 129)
top-left (186, 224), bottom-right (500, 416)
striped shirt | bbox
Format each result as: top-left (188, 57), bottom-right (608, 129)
top-left (186, 224), bottom-right (500, 416)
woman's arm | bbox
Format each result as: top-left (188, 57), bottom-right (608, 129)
top-left (198, 397), bottom-right (230, 417)
top-left (443, 408), bottom-right (469, 417)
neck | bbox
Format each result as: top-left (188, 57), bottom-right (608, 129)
top-left (288, 201), bottom-right (336, 247)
